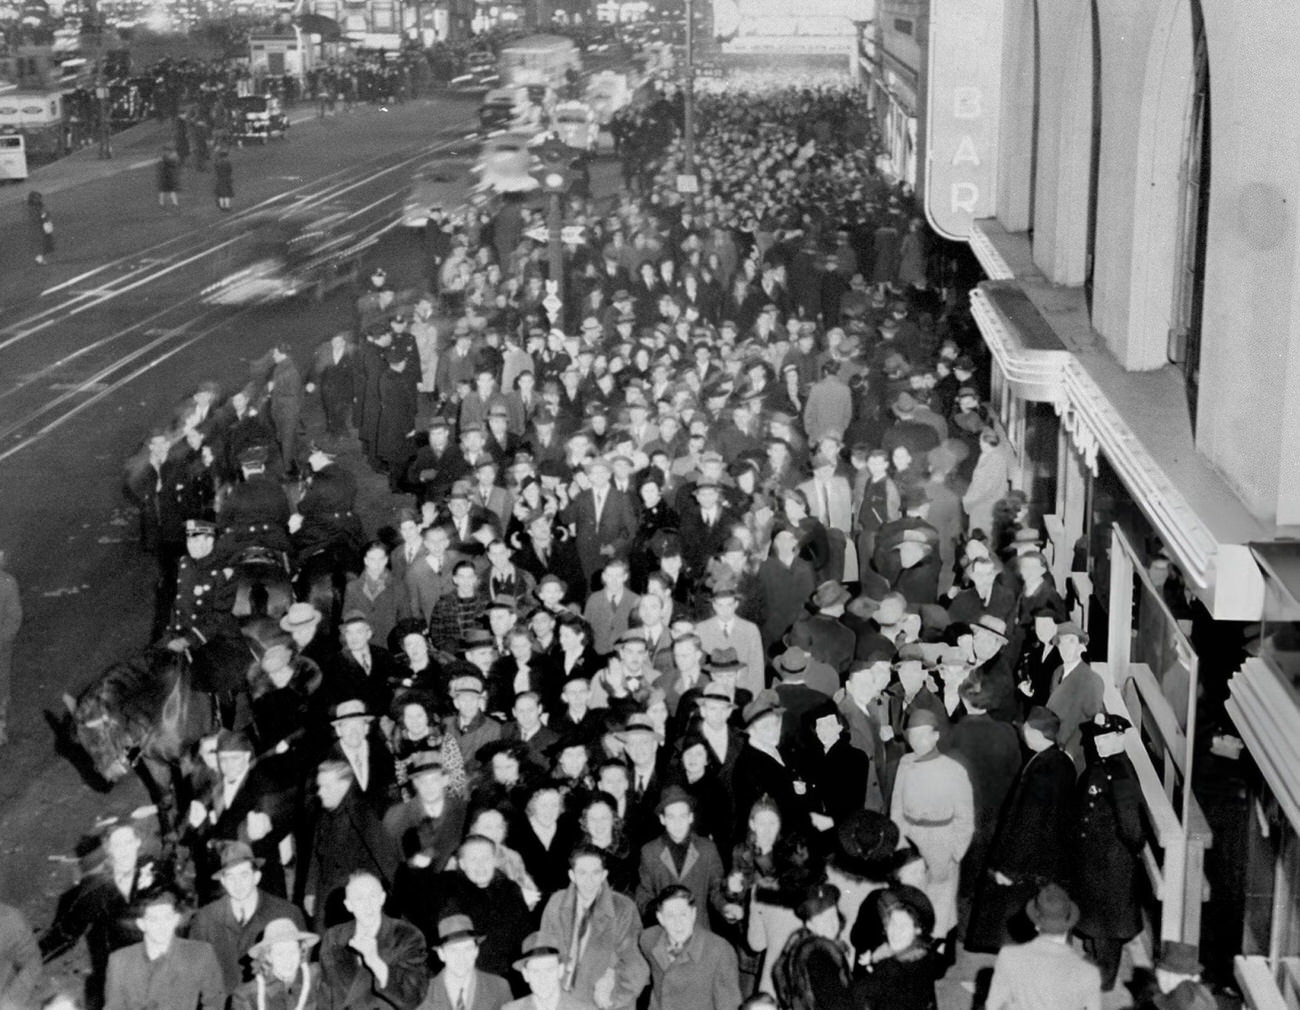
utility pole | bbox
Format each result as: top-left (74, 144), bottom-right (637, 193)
top-left (683, 0), bottom-right (695, 180)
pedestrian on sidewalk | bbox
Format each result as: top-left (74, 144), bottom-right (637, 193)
top-left (27, 191), bottom-right (54, 264)
top-left (157, 145), bottom-right (181, 208)
top-left (214, 148), bottom-right (234, 211)
top-left (0, 547), bottom-right (22, 748)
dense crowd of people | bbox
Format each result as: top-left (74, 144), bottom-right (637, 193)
top-left (0, 72), bottom-right (1222, 1010)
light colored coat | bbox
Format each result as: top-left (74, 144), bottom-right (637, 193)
top-left (695, 616), bottom-right (766, 697)
top-left (638, 926), bottom-right (740, 1010)
top-left (537, 885), bottom-right (648, 1010)
top-left (890, 750), bottom-right (974, 936)
top-left (985, 935), bottom-right (1102, 1010)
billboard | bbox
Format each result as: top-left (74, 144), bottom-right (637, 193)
top-left (713, 0), bottom-right (861, 51)
top-left (925, 0), bottom-right (1003, 240)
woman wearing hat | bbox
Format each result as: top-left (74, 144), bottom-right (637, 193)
top-left (770, 883), bottom-right (855, 1010)
top-left (230, 918), bottom-right (320, 1010)
top-left (850, 885), bottom-right (941, 1010)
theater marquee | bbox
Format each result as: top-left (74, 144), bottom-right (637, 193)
top-left (925, 0), bottom-right (1003, 241)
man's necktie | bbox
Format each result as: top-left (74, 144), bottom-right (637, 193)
top-left (454, 991), bottom-right (466, 1010)
top-left (820, 482), bottom-right (832, 525)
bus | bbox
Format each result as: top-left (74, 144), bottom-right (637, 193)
top-left (497, 34), bottom-right (581, 92)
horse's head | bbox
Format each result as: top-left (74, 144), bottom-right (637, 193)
top-left (62, 691), bottom-right (135, 783)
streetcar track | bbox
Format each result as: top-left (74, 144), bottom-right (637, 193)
top-left (2, 133), bottom-right (464, 347)
top-left (0, 304), bottom-right (261, 464)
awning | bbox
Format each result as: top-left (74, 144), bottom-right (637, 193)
top-left (294, 13), bottom-right (344, 39)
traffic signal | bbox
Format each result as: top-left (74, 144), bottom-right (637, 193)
top-left (534, 136), bottom-right (571, 194)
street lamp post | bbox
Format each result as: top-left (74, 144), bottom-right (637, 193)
top-left (682, 0), bottom-right (695, 202)
top-left (94, 79), bottom-right (112, 159)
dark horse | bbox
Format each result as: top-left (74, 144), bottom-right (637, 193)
top-left (62, 645), bottom-right (245, 845)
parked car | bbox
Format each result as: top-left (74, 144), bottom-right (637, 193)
top-left (232, 94), bottom-right (288, 145)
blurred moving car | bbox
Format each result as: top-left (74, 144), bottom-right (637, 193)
top-left (203, 207), bottom-right (373, 305)
top-left (402, 154), bottom-right (474, 228)
top-left (478, 86), bottom-right (544, 135)
top-left (233, 94), bottom-right (289, 145)
top-left (476, 131), bottom-right (540, 194)
top-left (552, 101), bottom-right (598, 153)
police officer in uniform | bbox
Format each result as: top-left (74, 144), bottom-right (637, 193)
top-left (216, 446), bottom-right (293, 565)
top-left (290, 437), bottom-right (364, 570)
top-left (165, 519), bottom-right (238, 653)
top-left (1072, 711), bottom-right (1144, 992)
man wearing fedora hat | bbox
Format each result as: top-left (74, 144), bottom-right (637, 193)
top-left (502, 932), bottom-right (590, 1010)
top-left (985, 883), bottom-right (1100, 1010)
top-left (413, 915), bottom-right (511, 1010)
top-left (633, 787), bottom-right (727, 925)
top-left (789, 581), bottom-right (856, 676)
top-left (1142, 941), bottom-right (1216, 1010)
top-left (731, 690), bottom-right (822, 847)
top-left (190, 841), bottom-right (308, 993)
top-left (772, 646), bottom-right (837, 752)
top-left (1045, 622), bottom-right (1106, 771)
top-left (328, 696), bottom-right (398, 812)
top-left (188, 730), bottom-right (296, 903)
top-left (873, 485), bottom-right (940, 587)
top-left (562, 458), bottom-right (637, 587)
top-left (695, 587), bottom-right (765, 697)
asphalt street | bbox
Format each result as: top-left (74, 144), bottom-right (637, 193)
top-left (0, 93), bottom-right (483, 919)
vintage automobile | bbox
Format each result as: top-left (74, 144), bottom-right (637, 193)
top-left (402, 154), bottom-right (474, 228)
top-left (478, 86), bottom-right (544, 136)
top-left (232, 94), bottom-right (289, 145)
top-left (475, 131), bottom-right (541, 194)
top-left (552, 100), bottom-right (598, 153)
top-left (202, 207), bottom-right (373, 305)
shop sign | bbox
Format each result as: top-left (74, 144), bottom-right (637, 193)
top-left (925, 0), bottom-right (1003, 240)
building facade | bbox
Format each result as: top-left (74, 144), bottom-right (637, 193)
top-left (922, 0), bottom-right (1300, 1000)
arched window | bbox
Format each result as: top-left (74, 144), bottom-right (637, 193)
top-left (1167, 0), bottom-right (1209, 431)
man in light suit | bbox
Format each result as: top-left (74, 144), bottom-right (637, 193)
top-left (104, 890), bottom-right (225, 1010)
top-left (537, 846), bottom-right (648, 1010)
top-left (798, 453), bottom-right (855, 582)
top-left (503, 933), bottom-right (594, 1010)
top-left (415, 915), bottom-right (511, 1010)
top-left (695, 588), bottom-right (766, 697)
top-left (985, 883), bottom-right (1101, 1010)
top-left (562, 458), bottom-right (637, 586)
top-left (1045, 623), bottom-right (1106, 771)
top-left (582, 559), bottom-right (640, 656)
top-left (319, 872), bottom-right (428, 1010)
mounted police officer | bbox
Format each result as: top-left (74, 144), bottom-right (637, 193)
top-left (165, 519), bottom-right (238, 654)
top-left (216, 446), bottom-right (292, 566)
top-left (291, 436), bottom-right (364, 572)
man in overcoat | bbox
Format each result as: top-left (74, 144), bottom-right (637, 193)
top-left (319, 873), bottom-right (428, 1010)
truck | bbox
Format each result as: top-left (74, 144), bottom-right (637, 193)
top-left (497, 34), bottom-right (581, 92)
